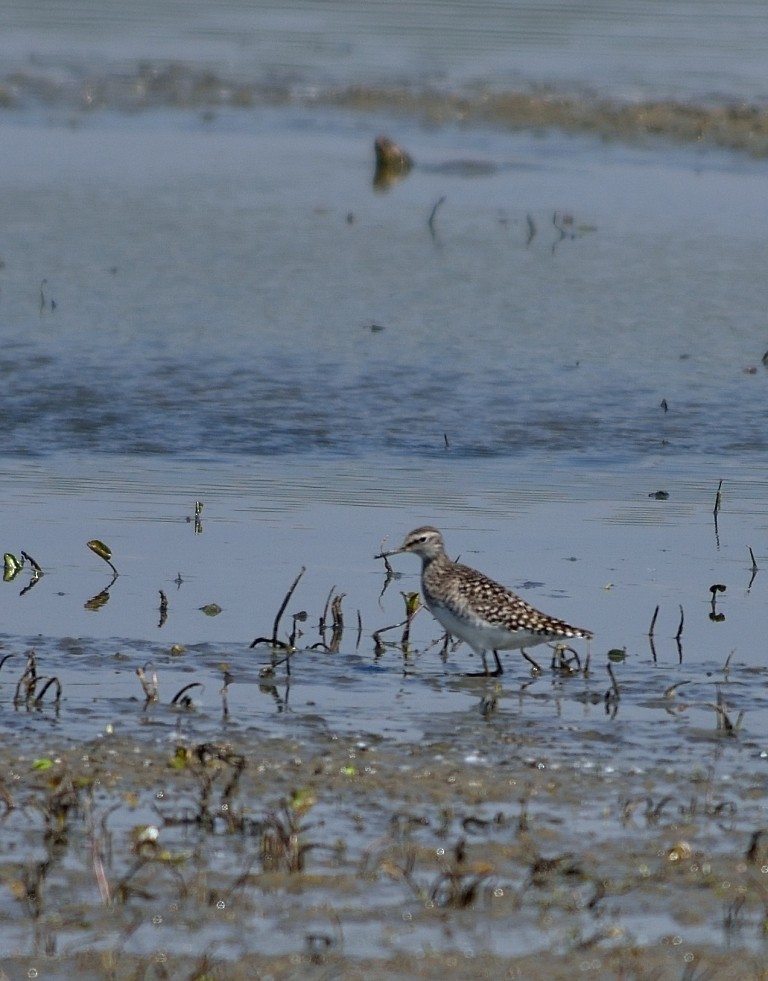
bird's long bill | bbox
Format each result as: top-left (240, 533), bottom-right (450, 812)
top-left (374, 546), bottom-right (402, 559)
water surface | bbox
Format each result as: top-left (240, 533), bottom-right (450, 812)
top-left (2, 2), bottom-right (768, 976)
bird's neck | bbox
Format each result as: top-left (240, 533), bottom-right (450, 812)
top-left (421, 549), bottom-right (449, 572)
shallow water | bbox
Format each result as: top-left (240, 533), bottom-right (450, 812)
top-left (2, 115), bottom-right (768, 462)
top-left (2, 454), bottom-right (767, 783)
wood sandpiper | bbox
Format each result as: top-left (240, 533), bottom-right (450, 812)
top-left (376, 526), bottom-right (592, 675)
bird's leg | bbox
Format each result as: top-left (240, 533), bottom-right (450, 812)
top-left (465, 650), bottom-right (503, 678)
top-left (521, 648), bottom-right (542, 674)
top-left (478, 650), bottom-right (503, 677)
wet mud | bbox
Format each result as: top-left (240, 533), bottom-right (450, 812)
top-left (2, 637), bottom-right (768, 980)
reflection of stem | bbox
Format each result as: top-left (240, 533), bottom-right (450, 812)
top-left (606, 663), bottom-right (621, 701)
top-left (428, 196), bottom-right (446, 241)
top-left (19, 570), bottom-right (43, 597)
top-left (377, 552), bottom-right (397, 602)
top-left (648, 633), bottom-right (657, 663)
top-left (84, 572), bottom-right (119, 611)
top-left (675, 605), bottom-right (684, 664)
top-left (84, 589), bottom-right (110, 611)
top-left (526, 213), bottom-right (537, 246)
top-left (747, 546), bottom-right (759, 592)
top-left (709, 584), bottom-right (726, 621)
top-left (647, 604), bottom-right (659, 662)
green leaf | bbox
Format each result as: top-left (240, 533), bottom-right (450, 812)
top-left (3, 553), bottom-right (23, 581)
top-left (87, 539), bottom-right (112, 561)
top-left (403, 591), bottom-right (421, 616)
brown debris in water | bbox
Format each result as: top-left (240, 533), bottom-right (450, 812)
top-left (373, 134), bottom-right (414, 190)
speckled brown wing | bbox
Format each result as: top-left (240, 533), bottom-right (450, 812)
top-left (435, 560), bottom-right (592, 640)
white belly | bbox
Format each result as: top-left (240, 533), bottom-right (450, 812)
top-left (427, 601), bottom-right (547, 653)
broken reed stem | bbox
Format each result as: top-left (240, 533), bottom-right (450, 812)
top-left (675, 605), bottom-right (685, 641)
top-left (713, 479), bottom-right (723, 516)
top-left (331, 593), bottom-right (345, 630)
top-left (20, 550), bottom-right (43, 575)
top-left (271, 567), bottom-right (305, 645)
top-left (171, 682), bottom-right (203, 706)
top-left (372, 614), bottom-right (415, 655)
top-left (33, 676), bottom-right (61, 708)
top-left (251, 566), bottom-right (307, 649)
top-left (748, 546), bottom-right (759, 573)
top-left (319, 585), bottom-right (335, 633)
top-left (136, 664), bottom-right (159, 703)
top-left (648, 605), bottom-right (659, 637)
top-left (372, 619), bottom-right (405, 643)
